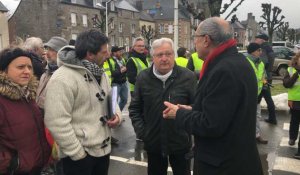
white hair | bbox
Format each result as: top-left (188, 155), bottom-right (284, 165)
top-left (150, 38), bottom-right (174, 56)
top-left (132, 37), bottom-right (144, 47)
top-left (23, 37), bottom-right (43, 51)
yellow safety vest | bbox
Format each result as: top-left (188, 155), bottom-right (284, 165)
top-left (103, 58), bottom-right (114, 84)
top-left (191, 52), bottom-right (204, 73)
top-left (246, 57), bottom-right (265, 95)
top-left (129, 57), bottom-right (149, 92)
top-left (175, 57), bottom-right (188, 68)
top-left (287, 67), bottom-right (300, 101)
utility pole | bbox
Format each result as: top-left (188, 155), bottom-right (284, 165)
top-left (174, 0), bottom-right (179, 53)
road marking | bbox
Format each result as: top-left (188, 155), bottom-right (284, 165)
top-left (283, 123), bottom-right (289, 131)
top-left (110, 155), bottom-right (193, 174)
top-left (273, 156), bottom-right (300, 174)
top-left (279, 137), bottom-right (298, 147)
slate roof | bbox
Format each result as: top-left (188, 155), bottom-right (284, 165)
top-left (0, 1), bottom-right (8, 12)
top-left (140, 11), bottom-right (154, 22)
top-left (143, 0), bottom-right (190, 20)
top-left (115, 0), bottom-right (139, 12)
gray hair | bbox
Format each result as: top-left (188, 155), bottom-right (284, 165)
top-left (198, 17), bottom-right (233, 45)
top-left (23, 37), bottom-right (43, 51)
top-left (150, 38), bottom-right (174, 56)
top-left (132, 37), bottom-right (144, 47)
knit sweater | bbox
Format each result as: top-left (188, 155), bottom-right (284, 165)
top-left (44, 46), bottom-right (121, 161)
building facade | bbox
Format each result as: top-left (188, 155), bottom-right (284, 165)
top-left (0, 1), bottom-right (9, 50)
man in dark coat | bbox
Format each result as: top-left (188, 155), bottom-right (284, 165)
top-left (163, 17), bottom-right (263, 175)
top-left (129, 38), bottom-right (196, 175)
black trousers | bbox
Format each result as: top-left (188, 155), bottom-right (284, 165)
top-left (62, 154), bottom-right (110, 175)
top-left (289, 109), bottom-right (300, 151)
top-left (147, 152), bottom-right (191, 175)
top-left (258, 87), bottom-right (277, 122)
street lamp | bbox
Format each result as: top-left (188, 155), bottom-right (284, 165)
top-left (96, 0), bottom-right (113, 36)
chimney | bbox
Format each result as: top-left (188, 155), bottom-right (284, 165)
top-left (136, 0), bottom-right (144, 11)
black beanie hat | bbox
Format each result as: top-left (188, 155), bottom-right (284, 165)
top-left (247, 43), bottom-right (261, 54)
top-left (0, 48), bottom-right (32, 71)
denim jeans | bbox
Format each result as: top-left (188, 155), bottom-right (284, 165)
top-left (112, 82), bottom-right (128, 111)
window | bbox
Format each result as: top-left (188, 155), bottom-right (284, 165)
top-left (71, 0), bottom-right (76, 3)
top-left (168, 25), bottom-right (173, 34)
top-left (131, 12), bottom-right (134, 19)
top-left (110, 2), bottom-right (115, 11)
top-left (131, 24), bottom-right (135, 34)
top-left (71, 34), bottom-right (77, 40)
top-left (159, 24), bottom-right (165, 34)
top-left (119, 23), bottom-right (123, 32)
top-left (119, 37), bottom-right (124, 46)
top-left (110, 20), bottom-right (114, 29)
top-left (71, 13), bottom-right (77, 26)
top-left (82, 14), bottom-right (88, 27)
top-left (111, 35), bottom-right (115, 46)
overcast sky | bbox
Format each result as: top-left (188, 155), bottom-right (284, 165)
top-left (221, 0), bottom-right (300, 29)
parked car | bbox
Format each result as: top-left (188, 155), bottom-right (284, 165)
top-left (273, 46), bottom-right (295, 58)
top-left (272, 41), bottom-right (294, 50)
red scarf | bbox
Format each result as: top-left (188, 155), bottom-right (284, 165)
top-left (199, 39), bottom-right (237, 80)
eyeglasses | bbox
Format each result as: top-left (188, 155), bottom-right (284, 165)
top-left (135, 45), bottom-right (145, 48)
top-left (192, 34), bottom-right (205, 38)
top-left (153, 52), bottom-right (174, 58)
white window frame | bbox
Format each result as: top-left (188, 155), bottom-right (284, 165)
top-left (110, 20), bottom-right (114, 29)
top-left (159, 24), bottom-right (164, 34)
top-left (131, 24), bottom-right (135, 34)
top-left (111, 35), bottom-right (115, 46)
top-left (119, 37), bottom-right (124, 46)
top-left (168, 25), bottom-right (173, 34)
top-left (82, 14), bottom-right (88, 27)
top-left (71, 13), bottom-right (77, 26)
top-left (71, 34), bottom-right (77, 40)
top-left (110, 2), bottom-right (115, 11)
top-left (119, 23), bottom-right (123, 32)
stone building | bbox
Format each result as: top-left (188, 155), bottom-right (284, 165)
top-left (0, 1), bottom-right (9, 50)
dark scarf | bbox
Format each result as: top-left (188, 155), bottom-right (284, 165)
top-left (81, 60), bottom-right (104, 84)
top-left (47, 61), bottom-right (59, 74)
top-left (199, 39), bottom-right (237, 80)
top-left (130, 50), bottom-right (147, 61)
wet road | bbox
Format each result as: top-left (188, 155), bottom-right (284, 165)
top-left (108, 109), bottom-right (300, 175)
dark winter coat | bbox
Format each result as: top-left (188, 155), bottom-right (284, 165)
top-left (0, 72), bottom-right (50, 174)
top-left (176, 47), bottom-right (263, 175)
top-left (126, 50), bottom-right (149, 85)
top-left (109, 57), bottom-right (127, 84)
top-left (129, 65), bottom-right (196, 155)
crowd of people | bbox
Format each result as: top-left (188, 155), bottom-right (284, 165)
top-left (0, 16), bottom-right (299, 175)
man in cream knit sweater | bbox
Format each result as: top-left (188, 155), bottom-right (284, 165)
top-left (44, 30), bottom-right (121, 175)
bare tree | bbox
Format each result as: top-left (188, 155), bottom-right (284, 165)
top-left (181, 0), bottom-right (244, 20)
top-left (260, 3), bottom-right (285, 43)
top-left (92, 11), bottom-right (114, 35)
top-left (287, 28), bottom-right (296, 43)
top-left (141, 25), bottom-right (155, 47)
top-left (276, 22), bottom-right (289, 41)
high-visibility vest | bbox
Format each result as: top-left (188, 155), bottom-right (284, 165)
top-left (191, 52), bottom-right (204, 73)
top-left (175, 57), bottom-right (188, 68)
top-left (129, 57), bottom-right (149, 92)
top-left (103, 58), bottom-right (115, 84)
top-left (246, 57), bottom-right (265, 95)
top-left (287, 67), bottom-right (300, 101)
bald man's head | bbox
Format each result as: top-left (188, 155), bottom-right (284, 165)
top-left (196, 17), bottom-right (233, 46)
